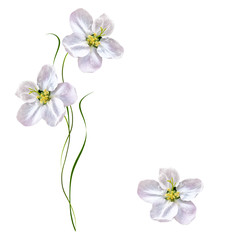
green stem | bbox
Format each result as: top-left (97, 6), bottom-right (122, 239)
top-left (62, 53), bottom-right (68, 83)
top-left (68, 92), bottom-right (93, 223)
top-left (60, 53), bottom-right (70, 165)
top-left (61, 107), bottom-right (76, 231)
top-left (60, 51), bottom-right (77, 231)
top-left (47, 33), bottom-right (61, 65)
top-left (60, 108), bottom-right (73, 167)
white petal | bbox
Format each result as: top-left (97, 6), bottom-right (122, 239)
top-left (17, 102), bottom-right (42, 126)
top-left (137, 180), bottom-right (165, 203)
top-left (52, 83), bottom-right (78, 107)
top-left (42, 98), bottom-right (66, 127)
top-left (92, 14), bottom-right (114, 36)
top-left (150, 198), bottom-right (178, 222)
top-left (15, 81), bottom-right (38, 103)
top-left (159, 168), bottom-right (180, 189)
top-left (177, 179), bottom-right (203, 201)
top-left (97, 38), bottom-right (124, 59)
top-left (37, 65), bottom-right (58, 91)
top-left (70, 8), bottom-right (93, 36)
top-left (78, 48), bottom-right (102, 73)
top-left (175, 200), bottom-right (196, 224)
top-left (62, 33), bottom-right (90, 58)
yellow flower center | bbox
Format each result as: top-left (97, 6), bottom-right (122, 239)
top-left (36, 89), bottom-right (50, 104)
top-left (165, 178), bottom-right (180, 202)
top-left (86, 27), bottom-right (107, 48)
top-left (165, 188), bottom-right (180, 201)
top-left (87, 33), bottom-right (101, 48)
top-left (29, 87), bottom-right (51, 105)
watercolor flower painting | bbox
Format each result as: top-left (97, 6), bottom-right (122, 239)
top-left (15, 8), bottom-right (124, 232)
top-left (14, 4), bottom-right (205, 234)
top-left (63, 8), bottom-right (124, 73)
top-left (137, 168), bottom-right (203, 224)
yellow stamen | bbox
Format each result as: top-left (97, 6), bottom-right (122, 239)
top-left (86, 27), bottom-right (107, 48)
top-left (29, 87), bottom-right (51, 104)
top-left (87, 35), bottom-right (100, 47)
top-left (38, 89), bottom-right (50, 104)
top-left (165, 178), bottom-right (180, 202)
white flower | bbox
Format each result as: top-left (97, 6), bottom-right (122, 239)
top-left (16, 65), bottom-right (78, 127)
top-left (137, 168), bottom-right (203, 224)
top-left (62, 8), bottom-right (124, 73)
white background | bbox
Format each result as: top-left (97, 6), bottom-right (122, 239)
top-left (0, 0), bottom-right (227, 239)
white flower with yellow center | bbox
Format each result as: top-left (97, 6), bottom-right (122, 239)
top-left (137, 168), bottom-right (203, 224)
top-left (16, 65), bottom-right (78, 126)
top-left (62, 8), bottom-right (124, 73)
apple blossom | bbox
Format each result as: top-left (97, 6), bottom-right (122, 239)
top-left (62, 8), bottom-right (124, 73)
top-left (137, 168), bottom-right (203, 224)
top-left (16, 65), bottom-right (77, 127)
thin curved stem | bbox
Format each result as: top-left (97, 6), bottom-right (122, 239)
top-left (60, 107), bottom-right (73, 167)
top-left (60, 51), bottom-right (77, 231)
top-left (68, 92), bottom-right (93, 222)
top-left (62, 53), bottom-right (68, 83)
top-left (60, 53), bottom-right (70, 166)
top-left (61, 107), bottom-right (76, 231)
top-left (47, 33), bottom-right (61, 65)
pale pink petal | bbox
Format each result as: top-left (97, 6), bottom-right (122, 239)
top-left (15, 81), bottom-right (38, 103)
top-left (70, 8), bottom-right (93, 36)
top-left (177, 179), bottom-right (203, 201)
top-left (175, 200), bottom-right (196, 224)
top-left (78, 48), bottom-right (102, 73)
top-left (150, 198), bottom-right (178, 222)
top-left (97, 38), bottom-right (124, 59)
top-left (42, 98), bottom-right (66, 127)
top-left (37, 65), bottom-right (58, 91)
top-left (159, 168), bottom-right (180, 190)
top-left (52, 83), bottom-right (78, 107)
top-left (17, 102), bottom-right (42, 126)
top-left (137, 180), bottom-right (165, 203)
top-left (62, 33), bottom-right (90, 58)
top-left (92, 14), bottom-right (114, 36)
